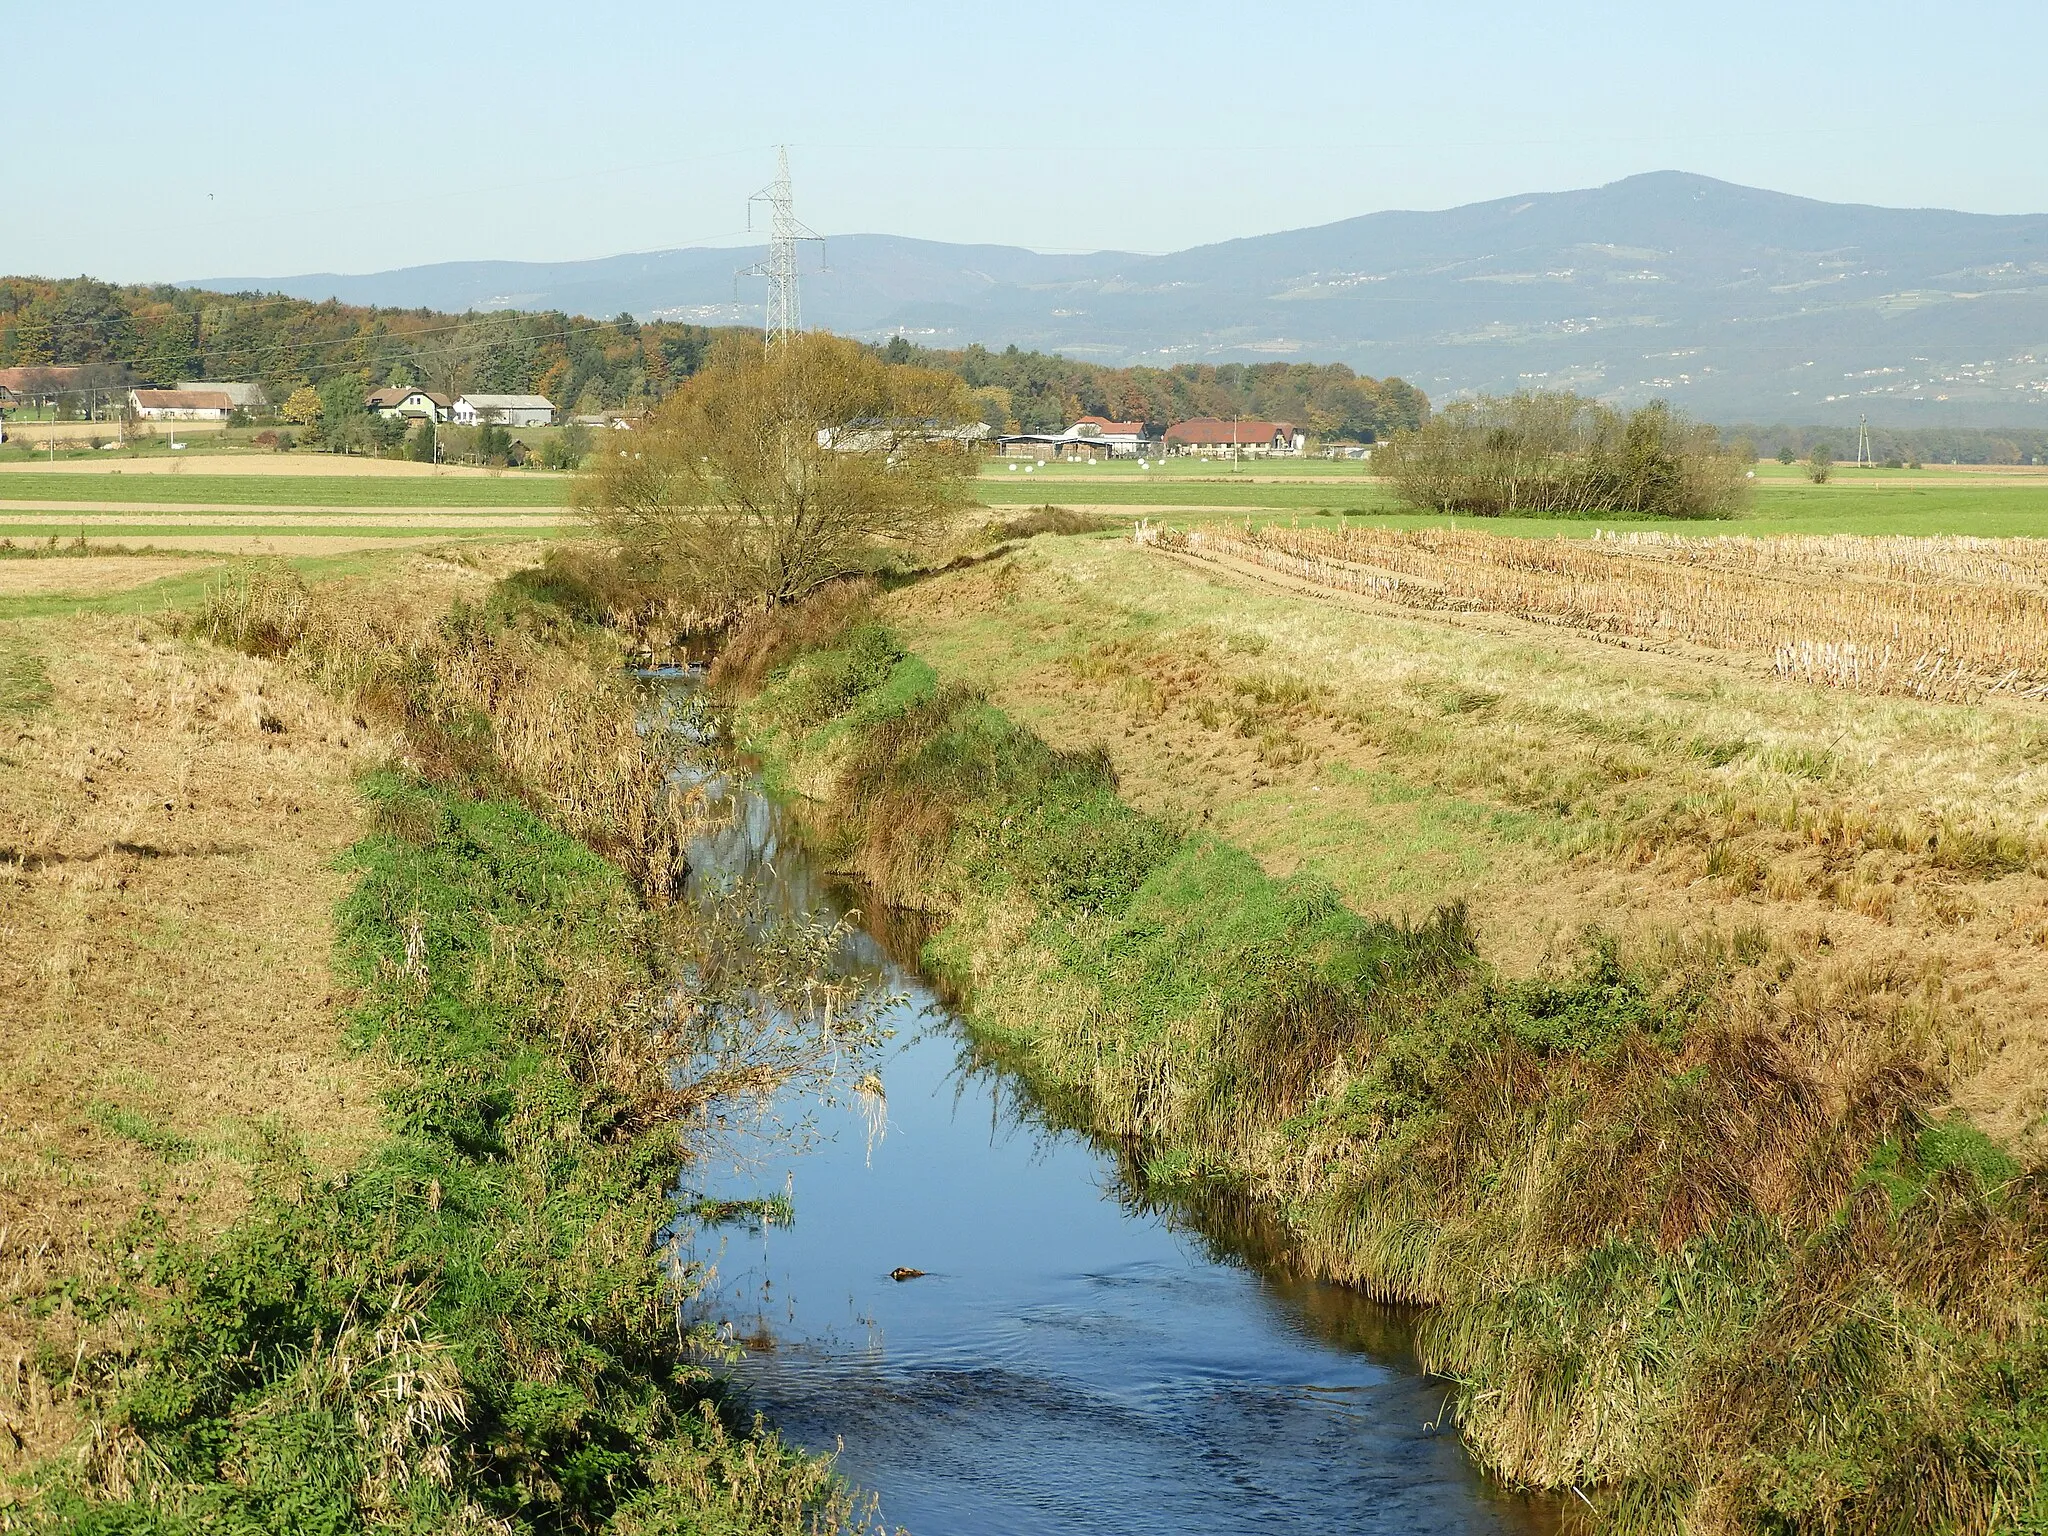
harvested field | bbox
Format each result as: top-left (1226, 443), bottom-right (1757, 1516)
top-left (1148, 521), bottom-right (2048, 700)
top-left (0, 556), bottom-right (210, 598)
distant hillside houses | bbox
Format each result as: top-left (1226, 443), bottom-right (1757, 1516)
top-left (129, 388), bottom-right (234, 421)
top-left (999, 415), bottom-right (1153, 460)
top-left (1162, 418), bottom-right (1306, 457)
top-left (454, 394), bottom-right (554, 427)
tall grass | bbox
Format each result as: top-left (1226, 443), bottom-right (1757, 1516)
top-left (724, 588), bottom-right (2048, 1532)
top-left (189, 559), bottom-right (697, 896)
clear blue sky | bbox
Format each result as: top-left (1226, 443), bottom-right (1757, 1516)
top-left (9, 0), bottom-right (2046, 282)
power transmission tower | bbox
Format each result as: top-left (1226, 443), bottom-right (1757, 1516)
top-left (737, 146), bottom-right (823, 344)
top-left (1856, 413), bottom-right (1873, 468)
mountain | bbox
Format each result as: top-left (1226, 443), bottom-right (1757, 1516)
top-left (189, 173), bottom-right (2048, 425)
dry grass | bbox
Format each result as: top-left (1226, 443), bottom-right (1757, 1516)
top-left (1147, 521), bottom-right (2048, 701)
top-left (882, 537), bottom-right (2048, 1157)
top-left (0, 612), bottom-right (406, 1475)
top-left (0, 556), bottom-right (210, 598)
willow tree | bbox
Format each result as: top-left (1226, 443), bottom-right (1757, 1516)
top-left (574, 332), bottom-right (977, 614)
top-left (1375, 391), bottom-right (1749, 519)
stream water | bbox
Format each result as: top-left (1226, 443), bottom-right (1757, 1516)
top-left (666, 678), bottom-right (1560, 1536)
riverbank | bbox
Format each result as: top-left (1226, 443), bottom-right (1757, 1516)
top-left (3, 557), bottom-right (879, 1532)
top-left (717, 542), bottom-right (2048, 1531)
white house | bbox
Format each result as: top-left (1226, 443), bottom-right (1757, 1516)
top-left (453, 393), bottom-right (554, 427)
top-left (367, 386), bottom-right (452, 422)
top-left (129, 388), bottom-right (233, 421)
top-left (178, 380), bottom-right (268, 412)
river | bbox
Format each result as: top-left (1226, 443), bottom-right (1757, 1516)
top-left (665, 677), bottom-right (1561, 1535)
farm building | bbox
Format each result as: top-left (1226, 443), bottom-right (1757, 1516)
top-left (1162, 418), bottom-right (1305, 457)
top-left (453, 394), bottom-right (554, 427)
top-left (367, 386), bottom-right (451, 421)
top-left (817, 418), bottom-right (992, 452)
top-left (999, 416), bottom-right (1155, 460)
top-left (129, 388), bottom-right (234, 421)
top-left (178, 380), bottom-right (268, 412)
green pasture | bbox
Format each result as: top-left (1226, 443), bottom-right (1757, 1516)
top-left (1049, 476), bottom-right (2048, 538)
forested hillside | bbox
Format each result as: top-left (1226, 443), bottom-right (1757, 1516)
top-left (0, 276), bottom-right (1429, 438)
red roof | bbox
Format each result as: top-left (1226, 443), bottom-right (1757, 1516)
top-left (1163, 418), bottom-right (1297, 446)
top-left (0, 365), bottom-right (93, 392)
top-left (1073, 415), bottom-right (1146, 437)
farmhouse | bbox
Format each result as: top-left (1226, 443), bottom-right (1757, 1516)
top-left (178, 380), bottom-right (268, 412)
top-left (129, 388), bottom-right (234, 421)
top-left (453, 393), bottom-right (554, 427)
top-left (1162, 418), bottom-right (1305, 457)
top-left (367, 386), bottom-right (452, 422)
top-left (999, 416), bottom-right (1155, 460)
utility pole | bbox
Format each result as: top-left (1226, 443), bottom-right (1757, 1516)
top-left (738, 146), bottom-right (824, 344)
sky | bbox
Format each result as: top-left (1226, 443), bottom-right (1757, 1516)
top-left (7, 0), bottom-right (2048, 284)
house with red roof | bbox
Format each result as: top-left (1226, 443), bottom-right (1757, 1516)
top-left (1161, 418), bottom-right (1305, 457)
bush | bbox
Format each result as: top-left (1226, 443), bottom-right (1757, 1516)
top-left (1374, 393), bottom-right (1748, 519)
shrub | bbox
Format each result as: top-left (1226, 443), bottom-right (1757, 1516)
top-left (1374, 393), bottom-right (1748, 519)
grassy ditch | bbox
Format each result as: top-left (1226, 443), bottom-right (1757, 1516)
top-left (718, 588), bottom-right (2048, 1533)
top-left (8, 566), bottom-right (886, 1534)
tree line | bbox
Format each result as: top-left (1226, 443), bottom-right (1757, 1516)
top-left (1725, 422), bottom-right (2048, 468)
top-left (0, 275), bottom-right (1430, 446)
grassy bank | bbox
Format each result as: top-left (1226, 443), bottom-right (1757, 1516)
top-left (719, 582), bottom-right (2048, 1531)
top-left (5, 564), bottom-right (882, 1533)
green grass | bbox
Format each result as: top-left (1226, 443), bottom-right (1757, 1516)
top-left (1, 637), bottom-right (55, 712)
top-left (0, 472), bottom-right (572, 507)
top-left (977, 469), bottom-right (2048, 536)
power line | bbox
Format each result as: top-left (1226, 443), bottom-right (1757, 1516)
top-left (737, 146), bottom-right (822, 344)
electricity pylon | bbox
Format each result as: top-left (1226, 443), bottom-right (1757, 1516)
top-left (1856, 413), bottom-right (1873, 468)
top-left (738, 146), bottom-right (823, 344)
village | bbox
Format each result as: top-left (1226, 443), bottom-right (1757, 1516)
top-left (0, 363), bottom-right (1340, 461)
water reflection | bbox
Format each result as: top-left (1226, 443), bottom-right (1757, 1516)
top-left (661, 679), bottom-right (1561, 1536)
